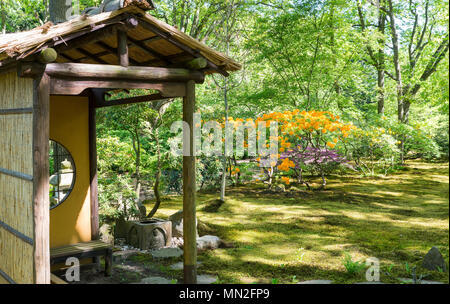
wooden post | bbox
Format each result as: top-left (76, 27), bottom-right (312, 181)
top-left (32, 72), bottom-right (50, 284)
top-left (89, 94), bottom-right (99, 241)
top-left (183, 80), bottom-right (197, 284)
top-left (105, 248), bottom-right (113, 277)
top-left (117, 30), bottom-right (129, 67)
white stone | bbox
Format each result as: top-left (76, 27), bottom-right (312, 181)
top-left (297, 280), bottom-right (333, 284)
top-left (150, 247), bottom-right (183, 259)
top-left (197, 275), bottom-right (218, 284)
top-left (169, 261), bottom-right (202, 270)
top-left (197, 235), bottom-right (221, 251)
top-left (169, 210), bottom-right (198, 238)
top-left (140, 276), bottom-right (172, 284)
top-left (398, 277), bottom-right (444, 284)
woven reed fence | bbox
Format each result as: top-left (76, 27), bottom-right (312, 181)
top-left (0, 72), bottom-right (35, 284)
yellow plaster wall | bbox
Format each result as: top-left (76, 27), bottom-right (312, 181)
top-left (49, 96), bottom-right (91, 248)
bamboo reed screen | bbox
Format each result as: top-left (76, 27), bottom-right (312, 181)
top-left (0, 72), bottom-right (35, 284)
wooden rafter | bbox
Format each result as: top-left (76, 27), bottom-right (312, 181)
top-left (140, 35), bottom-right (162, 43)
top-left (137, 18), bottom-right (229, 76)
top-left (127, 35), bottom-right (170, 65)
top-left (76, 48), bottom-right (108, 64)
top-left (60, 50), bottom-right (111, 63)
top-left (95, 41), bottom-right (140, 65)
top-left (140, 52), bottom-right (191, 66)
top-left (95, 93), bottom-right (168, 108)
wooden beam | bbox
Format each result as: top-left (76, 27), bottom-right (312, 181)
top-left (17, 62), bottom-right (46, 78)
top-left (19, 15), bottom-right (138, 60)
top-left (127, 36), bottom-right (169, 65)
top-left (95, 93), bottom-right (167, 108)
top-left (20, 23), bottom-right (115, 60)
top-left (184, 57), bottom-right (208, 70)
top-left (117, 30), bottom-right (129, 67)
top-left (138, 19), bottom-right (229, 76)
top-left (60, 51), bottom-right (111, 63)
top-left (140, 52), bottom-right (191, 66)
top-left (76, 48), bottom-right (108, 64)
top-left (44, 63), bottom-right (205, 83)
top-left (89, 93), bottom-right (99, 241)
top-left (32, 72), bottom-right (50, 284)
top-left (58, 53), bottom-right (75, 62)
top-left (183, 80), bottom-right (197, 284)
top-left (95, 41), bottom-right (140, 66)
top-left (0, 62), bottom-right (17, 75)
top-left (50, 78), bottom-right (186, 96)
top-left (141, 35), bottom-right (162, 43)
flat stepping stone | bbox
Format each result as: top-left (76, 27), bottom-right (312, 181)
top-left (150, 248), bottom-right (183, 259)
top-left (140, 276), bottom-right (173, 284)
top-left (398, 278), bottom-right (444, 284)
top-left (420, 280), bottom-right (445, 284)
top-left (170, 261), bottom-right (202, 270)
top-left (113, 249), bottom-right (140, 262)
top-left (354, 281), bottom-right (385, 284)
top-left (297, 280), bottom-right (332, 284)
top-left (197, 275), bottom-right (218, 284)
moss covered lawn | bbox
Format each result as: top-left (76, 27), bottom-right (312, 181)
top-left (146, 161), bottom-right (449, 284)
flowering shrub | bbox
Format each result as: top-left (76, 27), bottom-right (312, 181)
top-left (254, 110), bottom-right (357, 190)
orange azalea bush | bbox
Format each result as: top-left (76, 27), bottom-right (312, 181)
top-left (214, 110), bottom-right (357, 190)
top-left (255, 110), bottom-right (357, 189)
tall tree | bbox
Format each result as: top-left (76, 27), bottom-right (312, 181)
top-left (143, 99), bottom-right (173, 218)
top-left (356, 0), bottom-right (387, 114)
top-left (245, 0), bottom-right (359, 110)
top-left (382, 0), bottom-right (449, 161)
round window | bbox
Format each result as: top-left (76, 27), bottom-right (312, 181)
top-left (49, 140), bottom-right (76, 209)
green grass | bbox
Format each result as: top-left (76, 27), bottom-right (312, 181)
top-left (145, 161), bottom-right (449, 284)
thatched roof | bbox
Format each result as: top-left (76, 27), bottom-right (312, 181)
top-left (0, 5), bottom-right (241, 75)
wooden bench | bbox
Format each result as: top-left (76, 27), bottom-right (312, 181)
top-left (50, 240), bottom-right (113, 276)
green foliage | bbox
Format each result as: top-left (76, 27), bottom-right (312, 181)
top-left (98, 174), bottom-right (138, 223)
top-left (1, 0), bottom-right (46, 32)
top-left (197, 156), bottom-right (223, 190)
top-left (4, 0), bottom-right (446, 219)
top-left (342, 252), bottom-right (366, 275)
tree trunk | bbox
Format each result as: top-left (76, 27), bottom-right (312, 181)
top-left (131, 129), bottom-right (141, 199)
top-left (387, 0), bottom-right (405, 163)
top-left (356, 0), bottom-right (386, 115)
top-left (147, 132), bottom-right (161, 218)
top-left (219, 79), bottom-right (228, 202)
top-left (377, 68), bottom-right (385, 114)
top-left (49, 0), bottom-right (71, 24)
top-left (377, 5), bottom-right (386, 114)
top-left (219, 4), bottom-right (232, 202)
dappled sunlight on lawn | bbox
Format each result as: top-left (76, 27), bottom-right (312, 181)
top-left (147, 161), bottom-right (449, 284)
